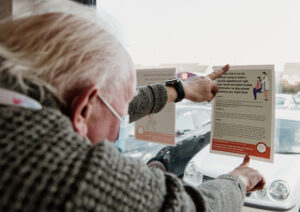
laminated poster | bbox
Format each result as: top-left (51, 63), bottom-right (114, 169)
top-left (135, 68), bottom-right (176, 145)
top-left (211, 65), bottom-right (275, 162)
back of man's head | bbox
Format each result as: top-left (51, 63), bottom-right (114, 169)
top-left (0, 0), bottom-right (135, 107)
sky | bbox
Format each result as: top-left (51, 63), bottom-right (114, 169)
top-left (99, 0), bottom-right (300, 71)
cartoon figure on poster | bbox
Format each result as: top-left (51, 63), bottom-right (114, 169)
top-left (253, 76), bottom-right (262, 100)
top-left (253, 72), bottom-right (269, 101)
top-left (262, 72), bottom-right (269, 101)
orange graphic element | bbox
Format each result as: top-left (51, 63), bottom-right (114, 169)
top-left (136, 130), bottom-right (175, 145)
top-left (212, 139), bottom-right (270, 159)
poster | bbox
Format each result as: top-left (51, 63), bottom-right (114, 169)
top-left (211, 65), bottom-right (275, 162)
top-left (135, 68), bottom-right (176, 145)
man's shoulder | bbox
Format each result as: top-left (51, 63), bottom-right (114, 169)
top-left (0, 105), bottom-right (91, 154)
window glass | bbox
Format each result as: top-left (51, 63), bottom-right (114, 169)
top-left (192, 110), bottom-right (210, 129)
top-left (99, 0), bottom-right (300, 67)
top-left (100, 0), bottom-right (300, 181)
top-left (100, 0), bottom-right (300, 136)
top-left (275, 119), bottom-right (300, 153)
top-left (275, 97), bottom-right (285, 105)
top-left (176, 112), bottom-right (195, 133)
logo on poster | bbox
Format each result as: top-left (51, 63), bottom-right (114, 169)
top-left (137, 126), bottom-right (144, 134)
top-left (256, 142), bottom-right (267, 153)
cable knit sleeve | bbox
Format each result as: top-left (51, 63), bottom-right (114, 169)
top-left (128, 84), bottom-right (168, 123)
top-left (67, 141), bottom-right (246, 212)
top-left (184, 175), bottom-right (246, 212)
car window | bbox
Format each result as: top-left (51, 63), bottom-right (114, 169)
top-left (176, 112), bottom-right (195, 133)
top-left (192, 110), bottom-right (210, 129)
top-left (275, 118), bottom-right (300, 154)
top-left (275, 97), bottom-right (285, 105)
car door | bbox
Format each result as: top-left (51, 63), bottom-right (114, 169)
top-left (171, 108), bottom-right (211, 176)
top-left (192, 109), bottom-right (211, 148)
top-left (170, 111), bottom-right (196, 175)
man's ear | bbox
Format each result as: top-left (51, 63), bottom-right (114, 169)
top-left (70, 85), bottom-right (98, 136)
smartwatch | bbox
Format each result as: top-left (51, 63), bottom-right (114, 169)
top-left (165, 78), bottom-right (185, 103)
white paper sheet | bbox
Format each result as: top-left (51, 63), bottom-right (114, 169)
top-left (211, 65), bottom-right (275, 163)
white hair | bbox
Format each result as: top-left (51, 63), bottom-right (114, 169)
top-left (0, 0), bottom-right (135, 106)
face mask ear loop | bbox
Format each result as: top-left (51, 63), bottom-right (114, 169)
top-left (97, 93), bottom-right (122, 121)
top-left (97, 93), bottom-right (129, 152)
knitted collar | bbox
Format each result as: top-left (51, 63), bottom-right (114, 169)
top-left (0, 71), bottom-right (63, 111)
top-left (0, 88), bottom-right (42, 110)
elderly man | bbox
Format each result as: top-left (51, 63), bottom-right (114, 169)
top-left (0, 0), bottom-right (265, 211)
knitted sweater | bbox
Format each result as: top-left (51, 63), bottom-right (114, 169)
top-left (0, 81), bottom-right (246, 211)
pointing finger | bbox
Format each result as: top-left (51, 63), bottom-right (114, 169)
top-left (241, 154), bottom-right (250, 166)
top-left (208, 64), bottom-right (230, 80)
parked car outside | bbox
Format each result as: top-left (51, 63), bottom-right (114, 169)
top-left (123, 103), bottom-right (212, 177)
top-left (275, 94), bottom-right (297, 110)
top-left (294, 91), bottom-right (300, 104)
top-left (183, 109), bottom-right (300, 212)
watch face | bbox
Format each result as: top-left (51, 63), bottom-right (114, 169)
top-left (165, 79), bottom-right (180, 86)
top-left (165, 78), bottom-right (185, 102)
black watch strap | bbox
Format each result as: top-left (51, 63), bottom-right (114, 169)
top-left (165, 79), bottom-right (185, 103)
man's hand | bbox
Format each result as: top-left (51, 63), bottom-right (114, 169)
top-left (229, 155), bottom-right (266, 192)
top-left (183, 64), bottom-right (230, 102)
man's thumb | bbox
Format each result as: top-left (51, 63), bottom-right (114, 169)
top-left (241, 155), bottom-right (250, 166)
